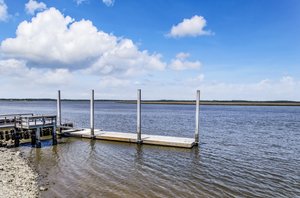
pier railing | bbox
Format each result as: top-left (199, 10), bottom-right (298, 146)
top-left (15, 115), bottom-right (56, 129)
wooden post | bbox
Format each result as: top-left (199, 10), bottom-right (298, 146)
top-left (35, 127), bottom-right (41, 148)
top-left (14, 129), bottom-right (19, 147)
top-left (52, 117), bottom-right (57, 145)
top-left (195, 90), bottom-right (200, 145)
top-left (31, 130), bottom-right (35, 146)
top-left (90, 89), bottom-right (95, 137)
top-left (137, 89), bottom-right (142, 143)
top-left (13, 116), bottom-right (19, 147)
top-left (57, 90), bottom-right (62, 128)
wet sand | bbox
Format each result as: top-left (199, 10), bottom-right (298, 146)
top-left (0, 148), bottom-right (39, 198)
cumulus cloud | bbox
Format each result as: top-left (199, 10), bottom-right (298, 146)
top-left (102, 0), bottom-right (114, 7)
top-left (168, 15), bottom-right (212, 38)
top-left (0, 7), bottom-right (166, 76)
top-left (169, 52), bottom-right (201, 70)
top-left (25, 0), bottom-right (47, 15)
top-left (0, 0), bottom-right (8, 21)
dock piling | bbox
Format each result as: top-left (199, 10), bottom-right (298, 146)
top-left (13, 129), bottom-right (19, 147)
top-left (137, 89), bottom-right (142, 144)
top-left (90, 89), bottom-right (95, 137)
top-left (194, 90), bottom-right (200, 145)
top-left (35, 128), bottom-right (41, 148)
top-left (13, 116), bottom-right (20, 147)
top-left (57, 90), bottom-right (62, 131)
top-left (52, 118), bottom-right (57, 145)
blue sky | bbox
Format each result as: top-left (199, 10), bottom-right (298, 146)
top-left (0, 0), bottom-right (299, 100)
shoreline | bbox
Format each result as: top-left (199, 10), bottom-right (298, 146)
top-left (0, 148), bottom-right (39, 198)
top-left (1, 99), bottom-right (300, 106)
top-left (119, 101), bottom-right (300, 106)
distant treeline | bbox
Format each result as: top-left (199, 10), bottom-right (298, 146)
top-left (0, 98), bottom-right (300, 106)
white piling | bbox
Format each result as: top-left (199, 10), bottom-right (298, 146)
top-left (137, 89), bottom-right (142, 143)
top-left (195, 90), bottom-right (200, 145)
top-left (90, 89), bottom-right (95, 137)
top-left (57, 90), bottom-right (62, 126)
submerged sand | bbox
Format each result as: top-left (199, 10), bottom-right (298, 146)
top-left (0, 148), bottom-right (39, 198)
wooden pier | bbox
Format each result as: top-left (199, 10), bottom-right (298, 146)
top-left (0, 114), bottom-right (58, 148)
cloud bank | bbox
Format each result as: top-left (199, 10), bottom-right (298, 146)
top-left (0, 6), bottom-right (298, 100)
top-left (0, 7), bottom-right (166, 77)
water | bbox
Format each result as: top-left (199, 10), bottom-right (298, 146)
top-left (1, 101), bottom-right (300, 197)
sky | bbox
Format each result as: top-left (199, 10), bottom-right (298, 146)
top-left (0, 0), bottom-right (299, 100)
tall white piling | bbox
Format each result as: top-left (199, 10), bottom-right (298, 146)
top-left (90, 89), bottom-right (95, 137)
top-left (137, 89), bottom-right (142, 143)
top-left (195, 90), bottom-right (200, 145)
top-left (57, 90), bottom-right (62, 127)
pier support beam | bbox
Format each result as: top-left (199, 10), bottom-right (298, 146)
top-left (13, 116), bottom-right (20, 147)
top-left (194, 90), bottom-right (200, 145)
top-left (35, 128), bottom-right (41, 148)
top-left (52, 122), bottom-right (57, 145)
top-left (90, 89), bottom-right (95, 137)
top-left (57, 90), bottom-right (62, 132)
top-left (137, 89), bottom-right (142, 144)
top-left (31, 131), bottom-right (36, 146)
top-left (13, 129), bottom-right (20, 147)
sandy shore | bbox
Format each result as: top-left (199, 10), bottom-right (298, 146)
top-left (0, 148), bottom-right (39, 198)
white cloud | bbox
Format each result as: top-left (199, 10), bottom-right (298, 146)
top-left (0, 0), bottom-right (8, 21)
top-left (168, 15), bottom-right (212, 38)
top-left (140, 76), bottom-right (300, 101)
top-left (75, 0), bottom-right (87, 5)
top-left (0, 7), bottom-right (165, 76)
top-left (169, 52), bottom-right (201, 70)
top-left (25, 0), bottom-right (47, 15)
top-left (99, 76), bottom-right (130, 88)
top-left (102, 0), bottom-right (114, 7)
top-left (196, 76), bottom-right (300, 100)
top-left (0, 59), bottom-right (73, 85)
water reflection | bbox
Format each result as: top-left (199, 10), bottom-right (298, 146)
top-left (134, 144), bottom-right (143, 163)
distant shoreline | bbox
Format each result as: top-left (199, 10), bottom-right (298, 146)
top-left (1, 98), bottom-right (300, 106)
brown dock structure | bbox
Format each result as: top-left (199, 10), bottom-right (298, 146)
top-left (0, 114), bottom-right (57, 148)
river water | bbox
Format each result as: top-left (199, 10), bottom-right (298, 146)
top-left (0, 101), bottom-right (300, 197)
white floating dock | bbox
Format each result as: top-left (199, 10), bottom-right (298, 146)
top-left (63, 129), bottom-right (196, 148)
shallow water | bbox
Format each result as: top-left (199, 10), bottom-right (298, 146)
top-left (1, 101), bottom-right (300, 197)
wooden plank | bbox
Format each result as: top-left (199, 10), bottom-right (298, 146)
top-left (64, 129), bottom-right (195, 148)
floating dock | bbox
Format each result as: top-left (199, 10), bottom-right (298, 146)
top-left (63, 129), bottom-right (196, 148)
top-left (1, 89), bottom-right (201, 149)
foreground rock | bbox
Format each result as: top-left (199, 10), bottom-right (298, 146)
top-left (0, 148), bottom-right (39, 198)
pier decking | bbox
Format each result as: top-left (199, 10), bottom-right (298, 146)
top-left (63, 129), bottom-right (196, 148)
top-left (0, 114), bottom-right (57, 148)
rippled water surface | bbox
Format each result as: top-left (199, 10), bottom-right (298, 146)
top-left (1, 101), bottom-right (300, 197)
